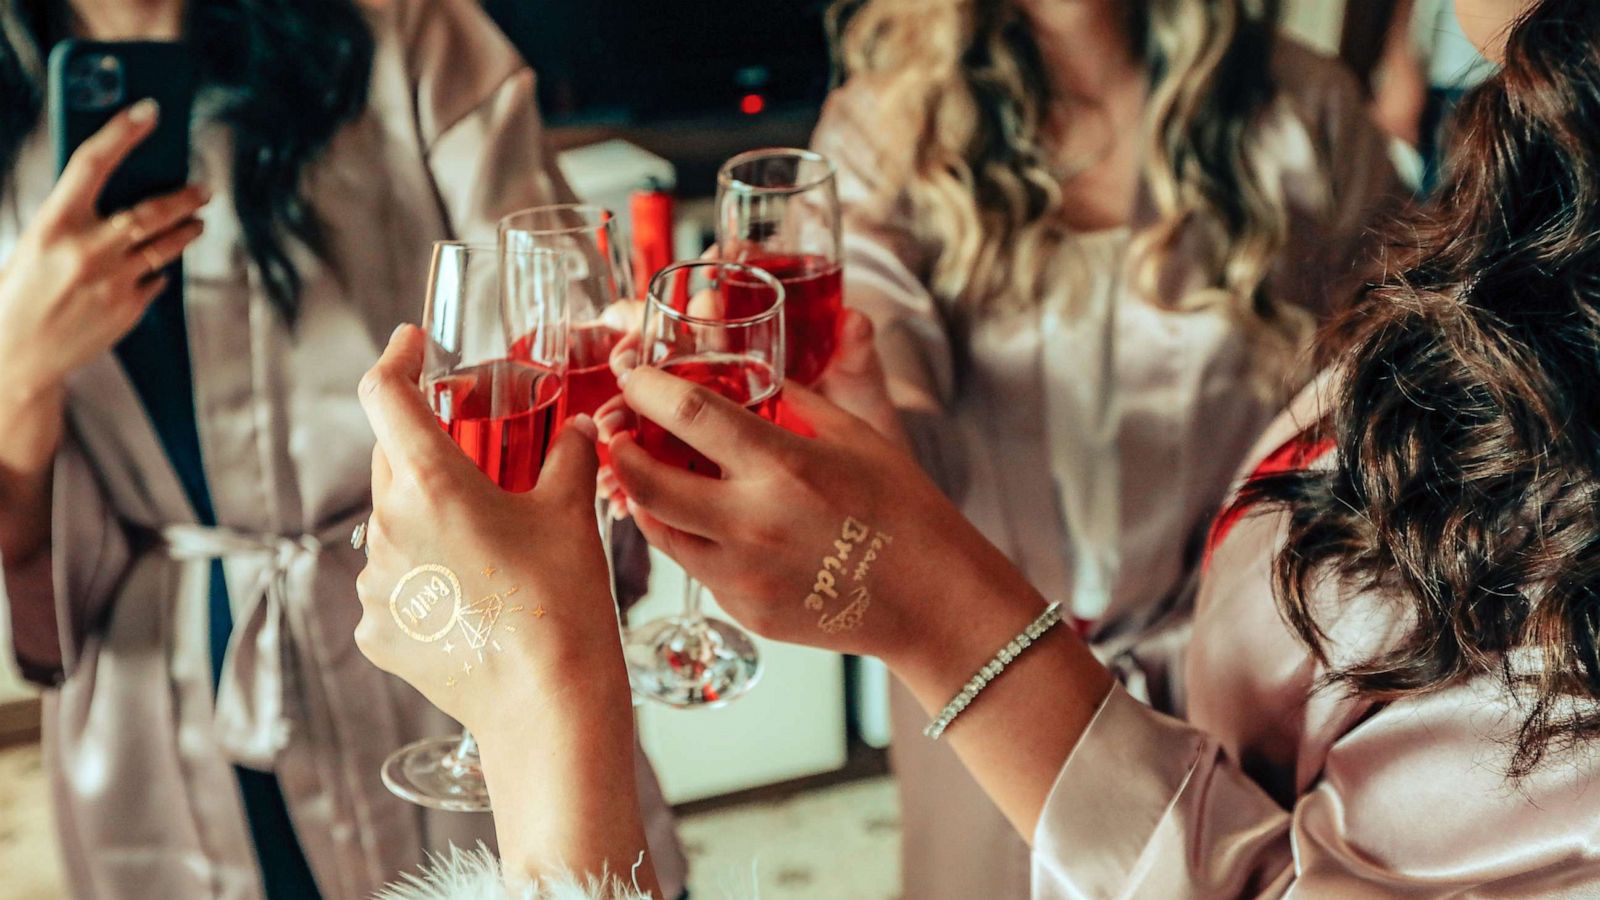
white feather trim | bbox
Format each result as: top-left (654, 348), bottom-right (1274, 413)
top-left (376, 844), bottom-right (656, 900)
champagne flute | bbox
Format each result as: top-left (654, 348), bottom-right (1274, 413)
top-left (499, 205), bottom-right (648, 680)
top-left (716, 148), bottom-right (842, 386)
top-left (381, 241), bottom-right (569, 811)
top-left (622, 260), bottom-right (784, 707)
top-left (499, 205), bottom-right (634, 426)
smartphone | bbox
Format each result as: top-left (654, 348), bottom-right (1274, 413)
top-left (47, 40), bottom-right (204, 479)
top-left (47, 40), bottom-right (195, 216)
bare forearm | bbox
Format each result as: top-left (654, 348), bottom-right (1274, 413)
top-left (476, 673), bottom-right (662, 896)
top-left (0, 381), bottom-right (65, 567)
top-left (879, 548), bottom-right (1112, 841)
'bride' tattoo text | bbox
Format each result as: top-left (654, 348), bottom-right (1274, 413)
top-left (390, 564), bottom-right (535, 688)
top-left (804, 517), bottom-right (893, 635)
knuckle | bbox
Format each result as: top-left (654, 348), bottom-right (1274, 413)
top-left (357, 367), bottom-right (389, 402)
top-left (671, 387), bottom-right (711, 429)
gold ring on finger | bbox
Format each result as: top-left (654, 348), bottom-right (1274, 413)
top-left (111, 210), bottom-right (146, 245)
top-left (140, 246), bottom-right (164, 276)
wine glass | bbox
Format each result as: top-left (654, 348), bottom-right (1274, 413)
top-left (716, 148), bottom-right (842, 386)
top-left (499, 205), bottom-right (642, 680)
top-left (381, 241), bottom-right (569, 811)
top-left (499, 205), bottom-right (634, 425)
top-left (622, 260), bottom-right (785, 708)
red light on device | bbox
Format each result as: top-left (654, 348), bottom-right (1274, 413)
top-left (740, 93), bottom-right (766, 116)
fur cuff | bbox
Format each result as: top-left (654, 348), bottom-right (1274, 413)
top-left (377, 845), bottom-right (655, 900)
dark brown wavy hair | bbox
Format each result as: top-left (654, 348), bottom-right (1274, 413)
top-left (1245, 0), bottom-right (1600, 776)
top-left (0, 0), bottom-right (374, 319)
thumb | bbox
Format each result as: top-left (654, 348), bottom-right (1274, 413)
top-left (814, 310), bottom-right (903, 442)
top-left (535, 415), bottom-right (602, 506)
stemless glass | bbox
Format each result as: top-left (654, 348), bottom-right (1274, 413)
top-left (623, 260), bottom-right (785, 707)
top-left (716, 148), bottom-right (842, 386)
top-left (381, 241), bottom-right (569, 811)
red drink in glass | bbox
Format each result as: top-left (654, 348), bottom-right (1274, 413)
top-left (726, 253), bottom-right (842, 386)
top-left (431, 359), bottom-right (563, 493)
top-left (565, 324), bottom-right (625, 419)
top-left (635, 354), bottom-right (781, 477)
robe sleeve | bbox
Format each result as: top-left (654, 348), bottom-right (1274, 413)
top-left (1273, 42), bottom-right (1411, 321)
top-left (812, 84), bottom-right (953, 407)
top-left (1, 433), bottom-right (132, 685)
top-left (397, 0), bottom-right (576, 245)
top-left (811, 84), bottom-right (970, 491)
top-left (1033, 681), bottom-right (1600, 897)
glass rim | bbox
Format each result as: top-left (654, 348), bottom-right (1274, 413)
top-left (717, 147), bottom-right (837, 197)
top-left (497, 204), bottom-right (618, 238)
top-left (646, 260), bottom-right (786, 328)
top-left (433, 240), bottom-right (564, 261)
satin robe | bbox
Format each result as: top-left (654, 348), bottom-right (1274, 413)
top-left (1033, 376), bottom-right (1600, 896)
top-left (811, 41), bottom-right (1407, 899)
top-left (0, 1), bottom-right (685, 896)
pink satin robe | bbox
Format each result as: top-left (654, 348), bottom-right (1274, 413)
top-left (1032, 376), bottom-right (1600, 896)
top-left (812, 41), bottom-right (1407, 899)
top-left (0, 1), bottom-right (685, 896)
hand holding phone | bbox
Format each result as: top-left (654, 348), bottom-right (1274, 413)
top-left (0, 102), bottom-right (209, 401)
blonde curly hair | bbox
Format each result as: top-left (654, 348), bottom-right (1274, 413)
top-left (831, 0), bottom-right (1306, 385)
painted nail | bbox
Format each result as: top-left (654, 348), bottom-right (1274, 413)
top-left (570, 413), bottom-right (599, 441)
top-left (595, 407), bottom-right (626, 440)
top-left (128, 98), bottom-right (159, 124)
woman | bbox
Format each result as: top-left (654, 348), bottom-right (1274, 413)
top-left (359, 0), bottom-right (1600, 894)
top-left (0, 1), bottom-right (683, 896)
top-left (815, 2), bottom-right (1405, 891)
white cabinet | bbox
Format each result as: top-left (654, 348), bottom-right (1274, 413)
top-left (629, 549), bottom-right (848, 804)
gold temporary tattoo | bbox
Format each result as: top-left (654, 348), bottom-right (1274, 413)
top-left (393, 564), bottom-right (540, 688)
top-left (389, 565), bottom-right (465, 643)
top-left (804, 517), bottom-right (892, 634)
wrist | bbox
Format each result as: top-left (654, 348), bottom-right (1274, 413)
top-left (474, 673), bottom-right (657, 893)
top-left (875, 532), bottom-right (1050, 718)
top-left (0, 371), bottom-right (64, 418)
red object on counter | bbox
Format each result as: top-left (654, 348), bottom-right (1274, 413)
top-left (630, 188), bottom-right (675, 295)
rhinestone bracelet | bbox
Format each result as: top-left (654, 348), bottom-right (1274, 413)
top-left (923, 601), bottom-right (1065, 740)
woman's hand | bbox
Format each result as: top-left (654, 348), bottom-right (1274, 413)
top-left (356, 327), bottom-right (661, 893)
top-left (600, 366), bottom-right (1038, 666)
top-left (0, 99), bottom-right (209, 402)
top-left (353, 325), bottom-right (625, 736)
top-left (597, 307), bottom-right (907, 510)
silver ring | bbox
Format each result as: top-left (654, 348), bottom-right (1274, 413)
top-left (350, 521), bottom-right (369, 556)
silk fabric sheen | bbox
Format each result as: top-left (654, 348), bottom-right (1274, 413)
top-left (814, 40), bottom-right (1407, 898)
top-left (0, 1), bottom-right (685, 896)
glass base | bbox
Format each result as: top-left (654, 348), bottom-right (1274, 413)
top-left (381, 736), bottom-right (493, 812)
top-left (625, 616), bottom-right (762, 709)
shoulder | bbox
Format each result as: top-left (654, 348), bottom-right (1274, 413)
top-left (813, 76), bottom-right (912, 190)
top-left (360, 0), bottom-right (523, 76)
top-left (356, 0), bottom-right (531, 142)
top-left (1268, 37), bottom-right (1367, 122)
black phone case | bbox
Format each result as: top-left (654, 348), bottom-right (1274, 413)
top-left (48, 40), bottom-right (195, 216)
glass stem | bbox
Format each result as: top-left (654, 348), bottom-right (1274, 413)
top-left (596, 496), bottom-right (617, 602)
top-left (450, 730), bottom-right (482, 776)
top-left (682, 577), bottom-right (706, 625)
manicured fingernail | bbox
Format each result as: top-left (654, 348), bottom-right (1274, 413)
top-left (612, 347), bottom-right (638, 376)
top-left (570, 414), bottom-right (599, 441)
top-left (595, 407), bottom-right (625, 440)
top-left (616, 368), bottom-right (633, 387)
top-left (390, 323), bottom-right (409, 340)
top-left (128, 98), bottom-right (159, 124)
